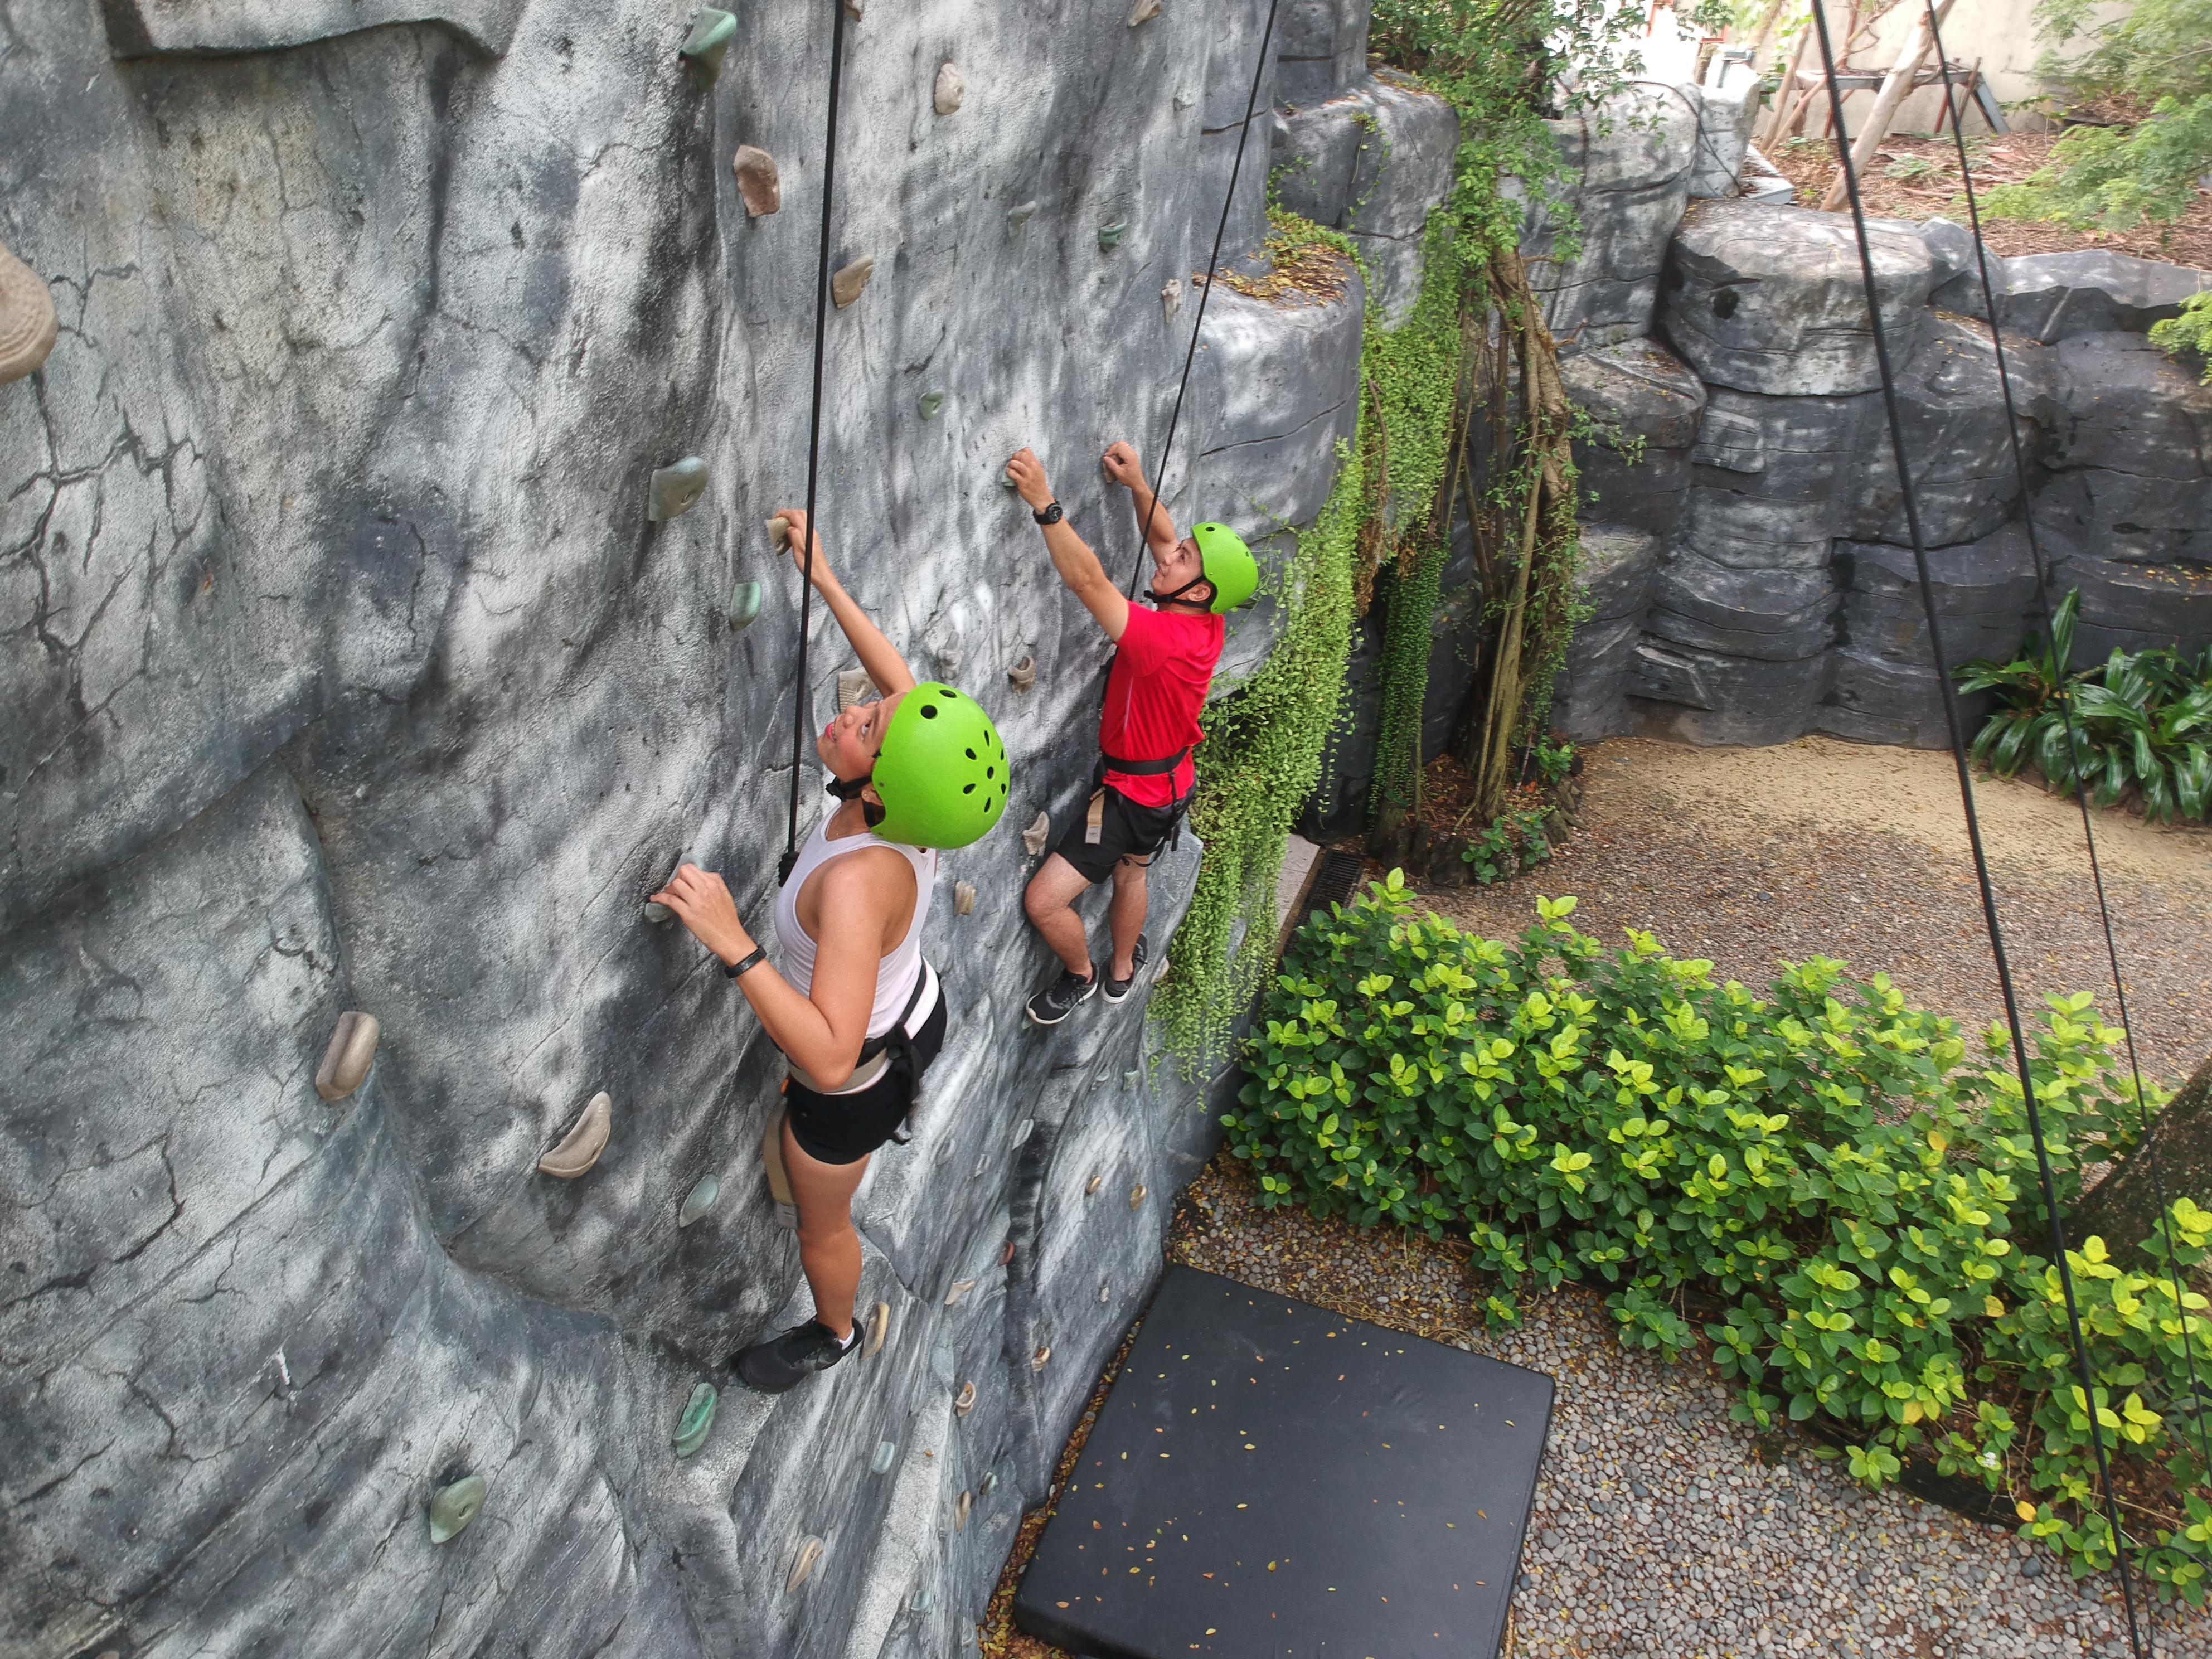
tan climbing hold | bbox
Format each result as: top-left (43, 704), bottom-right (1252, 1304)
top-left (864, 1301), bottom-right (890, 1358)
top-left (1162, 278), bottom-right (1182, 321)
top-left (842, 0), bottom-right (861, 16)
top-left (1022, 812), bottom-right (1049, 857)
top-left (1129, 1183), bottom-right (1147, 1209)
top-left (1031, 1345), bottom-right (1051, 1372)
top-left (944, 1277), bottom-right (976, 1307)
top-left (1007, 656), bottom-right (1036, 695)
top-left (1128, 0), bottom-right (1161, 23)
top-left (954, 1380), bottom-right (977, 1417)
top-left (539, 1092), bottom-right (612, 1178)
top-left (0, 241), bottom-right (56, 387)
top-left (787, 1536), bottom-right (824, 1592)
top-left (1085, 1175), bottom-right (1103, 1196)
top-left (831, 256), bottom-right (874, 309)
top-left (314, 1011), bottom-right (381, 1103)
top-left (762, 1102), bottom-right (797, 1229)
top-left (765, 513), bottom-right (791, 549)
top-left (733, 147), bottom-right (781, 217)
top-left (837, 667), bottom-right (872, 710)
top-left (955, 1490), bottom-right (972, 1530)
top-left (933, 62), bottom-right (963, 116)
top-left (953, 881), bottom-right (976, 916)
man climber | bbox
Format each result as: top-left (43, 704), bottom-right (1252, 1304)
top-left (652, 510), bottom-right (1010, 1392)
top-left (1005, 440), bottom-right (1258, 1027)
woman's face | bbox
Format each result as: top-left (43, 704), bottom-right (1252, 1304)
top-left (818, 688), bottom-right (905, 782)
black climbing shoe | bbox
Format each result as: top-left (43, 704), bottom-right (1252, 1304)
top-left (1101, 934), bottom-right (1149, 1005)
top-left (732, 1319), bottom-right (858, 1394)
top-left (1025, 964), bottom-right (1097, 1026)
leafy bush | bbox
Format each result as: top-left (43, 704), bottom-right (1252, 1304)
top-left (2152, 291), bottom-right (2212, 387)
top-left (1465, 799), bottom-right (1553, 884)
top-left (1230, 874), bottom-right (2212, 1593)
top-left (1957, 589), bottom-right (2212, 823)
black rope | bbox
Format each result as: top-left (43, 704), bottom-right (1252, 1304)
top-left (1806, 3), bottom-right (2149, 1648)
top-left (782, 0), bottom-right (852, 885)
top-left (1924, 0), bottom-right (2212, 1541)
top-left (1124, 0), bottom-right (1284, 596)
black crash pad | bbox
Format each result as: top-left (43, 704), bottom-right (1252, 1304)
top-left (1013, 1266), bottom-right (1554, 1658)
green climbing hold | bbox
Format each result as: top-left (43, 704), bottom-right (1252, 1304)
top-left (1098, 221), bottom-right (1127, 251)
top-left (871, 1439), bottom-right (898, 1474)
top-left (648, 457), bottom-right (708, 522)
top-left (1001, 469), bottom-right (1020, 489)
top-left (727, 580), bottom-right (761, 632)
top-left (673, 1382), bottom-right (718, 1457)
top-left (428, 1474), bottom-right (487, 1544)
top-left (680, 8), bottom-right (736, 82)
top-left (678, 1171), bottom-right (720, 1226)
top-left (1007, 200), bottom-right (1038, 229)
top-left (917, 391), bottom-right (944, 421)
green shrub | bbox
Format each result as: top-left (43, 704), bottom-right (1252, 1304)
top-left (2152, 291), bottom-right (2212, 387)
top-left (1229, 874), bottom-right (2212, 1594)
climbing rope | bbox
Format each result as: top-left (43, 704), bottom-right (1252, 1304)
top-left (782, 0), bottom-right (853, 885)
top-left (1806, 3), bottom-right (2151, 1647)
top-left (1923, 0), bottom-right (2212, 1514)
top-left (1124, 0), bottom-right (1286, 596)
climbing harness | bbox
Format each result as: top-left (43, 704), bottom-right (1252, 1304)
top-left (1810, 5), bottom-right (2155, 1646)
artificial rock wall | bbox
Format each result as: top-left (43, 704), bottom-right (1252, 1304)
top-left (0, 3), bottom-right (1457, 1656)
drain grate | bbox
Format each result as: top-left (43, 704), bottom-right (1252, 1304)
top-left (1293, 848), bottom-right (1365, 935)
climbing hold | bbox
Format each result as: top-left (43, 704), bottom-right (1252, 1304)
top-left (864, 1301), bottom-right (890, 1358)
top-left (1007, 200), bottom-right (1038, 229)
top-left (1098, 221), bottom-right (1127, 251)
top-left (953, 881), bottom-right (976, 916)
top-left (680, 7), bottom-right (736, 82)
top-left (1085, 1175), bottom-right (1103, 1196)
top-left (1030, 1345), bottom-right (1051, 1373)
top-left (1000, 1239), bottom-right (1016, 1265)
top-left (918, 390), bottom-right (944, 421)
top-left (1007, 655), bottom-right (1036, 695)
top-left (765, 513), bottom-right (790, 549)
top-left (428, 1474), bottom-right (487, 1544)
top-left (1022, 812), bottom-right (1049, 857)
top-left (1099, 1280), bottom-right (1111, 1303)
top-left (955, 1490), bottom-right (972, 1531)
top-left (972, 1154), bottom-right (988, 1180)
top-left (872, 1439), bottom-right (899, 1474)
top-left (1010, 1118), bottom-right (1033, 1148)
top-left (1000, 468), bottom-right (1021, 490)
top-left (762, 1103), bottom-right (798, 1230)
top-left (842, 0), bottom-right (860, 17)
top-left (837, 667), bottom-right (873, 710)
top-left (831, 256), bottom-right (874, 309)
top-left (643, 899), bottom-right (673, 924)
top-left (647, 457), bottom-right (709, 523)
top-left (0, 241), bottom-right (57, 387)
top-left (1128, 1183), bottom-right (1147, 1209)
top-left (944, 1278), bottom-right (976, 1307)
top-left (733, 147), bottom-right (782, 217)
top-left (980, 1471), bottom-right (998, 1496)
top-left (954, 1380), bottom-right (977, 1417)
top-left (314, 1011), bottom-right (380, 1103)
top-left (673, 1382), bottom-right (718, 1457)
top-left (787, 1536), bottom-right (824, 1592)
top-left (727, 580), bottom-right (762, 633)
top-left (678, 1172), bottom-right (720, 1227)
top-left (911, 1588), bottom-right (934, 1612)
top-left (1128, 0), bottom-right (1161, 23)
top-left (933, 62), bottom-right (963, 116)
top-left (539, 1092), bottom-right (613, 1178)
top-left (1162, 278), bottom-right (1182, 321)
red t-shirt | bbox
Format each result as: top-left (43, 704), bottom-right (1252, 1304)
top-left (1098, 603), bottom-right (1225, 808)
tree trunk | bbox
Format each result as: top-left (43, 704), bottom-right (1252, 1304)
top-left (1760, 25), bottom-right (1812, 145)
top-left (2073, 1052), bottom-right (2212, 1260)
top-left (1820, 0), bottom-right (1959, 211)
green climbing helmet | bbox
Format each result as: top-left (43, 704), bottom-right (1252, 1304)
top-left (1191, 522), bottom-right (1259, 614)
top-left (869, 682), bottom-right (1011, 850)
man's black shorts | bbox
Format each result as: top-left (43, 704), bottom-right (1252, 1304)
top-left (1049, 784), bottom-right (1186, 885)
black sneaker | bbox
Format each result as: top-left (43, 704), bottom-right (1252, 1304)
top-left (731, 1319), bottom-right (858, 1394)
top-left (1025, 964), bottom-right (1097, 1026)
top-left (1102, 934), bottom-right (1150, 1005)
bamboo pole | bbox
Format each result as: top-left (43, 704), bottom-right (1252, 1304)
top-left (1760, 23), bottom-right (1813, 145)
top-left (1820, 0), bottom-right (1959, 210)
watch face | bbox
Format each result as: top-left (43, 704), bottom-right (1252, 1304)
top-left (1037, 503), bottom-right (1063, 525)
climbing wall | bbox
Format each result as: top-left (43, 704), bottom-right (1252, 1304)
top-left (0, 1), bottom-right (1457, 1655)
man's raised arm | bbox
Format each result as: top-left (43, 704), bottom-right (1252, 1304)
top-left (1006, 446), bottom-right (1131, 643)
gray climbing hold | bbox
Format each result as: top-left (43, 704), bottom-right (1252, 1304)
top-left (678, 1171), bottom-right (720, 1226)
top-left (428, 1475), bottom-right (487, 1544)
top-left (837, 667), bottom-right (873, 710)
top-left (955, 1490), bottom-right (973, 1531)
top-left (1085, 1175), bottom-right (1103, 1196)
top-left (673, 1382), bottom-right (717, 1457)
top-left (539, 1091), bottom-right (612, 1178)
top-left (1128, 0), bottom-right (1161, 22)
top-left (1007, 655), bottom-right (1036, 694)
top-left (972, 1154), bottom-right (988, 1179)
top-left (1099, 1280), bottom-right (1111, 1303)
top-left (933, 62), bottom-right (964, 116)
top-left (314, 1011), bottom-right (380, 1103)
top-left (864, 1300), bottom-right (890, 1358)
top-left (980, 1471), bottom-right (998, 1496)
top-left (787, 1536), bottom-right (824, 1592)
top-left (871, 1439), bottom-right (898, 1474)
top-left (1098, 221), bottom-right (1127, 251)
top-left (953, 881), bottom-right (976, 916)
top-left (0, 240), bottom-right (57, 388)
top-left (643, 900), bottom-right (673, 924)
top-left (1022, 811), bottom-right (1049, 857)
top-left (733, 146), bottom-right (781, 217)
top-left (1162, 278), bottom-right (1182, 321)
top-left (918, 390), bottom-right (945, 420)
top-left (648, 457), bottom-right (708, 523)
top-left (1128, 1183), bottom-right (1147, 1209)
top-left (1007, 200), bottom-right (1039, 229)
top-left (954, 1380), bottom-right (977, 1416)
top-left (911, 1588), bottom-right (935, 1612)
top-left (831, 256), bottom-right (874, 309)
top-left (1000, 468), bottom-right (1021, 489)
top-left (1030, 1345), bottom-right (1051, 1373)
top-left (680, 7), bottom-right (736, 82)
top-left (1011, 1118), bottom-right (1034, 1148)
top-left (727, 580), bottom-right (762, 633)
top-left (944, 1277), bottom-right (977, 1307)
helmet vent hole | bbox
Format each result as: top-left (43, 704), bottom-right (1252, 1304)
top-left (966, 748), bottom-right (977, 760)
top-left (964, 783), bottom-right (976, 794)
top-left (920, 704), bottom-right (939, 719)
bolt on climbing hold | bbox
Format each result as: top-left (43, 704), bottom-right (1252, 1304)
top-left (864, 1301), bottom-right (890, 1358)
top-left (954, 1380), bottom-right (977, 1417)
top-left (678, 1172), bottom-right (720, 1227)
top-left (1000, 1239), bottom-right (1016, 1266)
top-left (1162, 278), bottom-right (1182, 321)
top-left (831, 256), bottom-right (874, 309)
top-left (539, 1091), bottom-right (613, 1178)
top-left (841, 0), bottom-right (860, 17)
top-left (1007, 200), bottom-right (1038, 229)
top-left (1129, 1183), bottom-right (1147, 1209)
top-left (764, 513), bottom-right (791, 549)
top-left (0, 241), bottom-right (57, 387)
top-left (428, 1474), bottom-right (487, 1544)
top-left (1022, 812), bottom-right (1049, 857)
top-left (871, 1438), bottom-right (899, 1474)
top-left (933, 62), bottom-right (963, 115)
top-left (954, 1490), bottom-right (972, 1531)
top-left (1099, 1280), bottom-right (1111, 1303)
top-left (733, 147), bottom-right (781, 217)
top-left (1007, 656), bottom-right (1036, 695)
top-left (953, 881), bottom-right (976, 916)
top-left (673, 1382), bottom-right (719, 1457)
top-left (647, 457), bottom-right (709, 523)
top-left (1128, 0), bottom-right (1161, 23)
top-left (1030, 1346), bottom-right (1051, 1373)
top-left (1098, 221), bottom-right (1128, 251)
top-left (980, 1471), bottom-right (999, 1496)
top-left (680, 7), bottom-right (736, 82)
top-left (787, 1536), bottom-right (825, 1592)
top-left (837, 667), bottom-right (872, 710)
top-left (911, 1587), bottom-right (934, 1612)
top-left (971, 1154), bottom-right (988, 1180)
top-left (944, 1278), bottom-right (976, 1307)
top-left (314, 1011), bottom-right (380, 1103)
top-left (916, 390), bottom-right (944, 421)
top-left (1010, 1118), bottom-right (1034, 1148)
top-left (1085, 1175), bottom-right (1103, 1196)
top-left (727, 580), bottom-right (762, 633)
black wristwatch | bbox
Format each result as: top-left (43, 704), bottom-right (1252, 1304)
top-left (724, 945), bottom-right (768, 981)
top-left (1033, 500), bottom-right (1064, 526)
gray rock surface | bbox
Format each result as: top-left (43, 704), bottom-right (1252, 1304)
top-left (1682, 388), bottom-right (1873, 569)
top-left (1549, 525), bottom-right (1661, 741)
top-left (1627, 640), bottom-right (1830, 746)
top-left (1275, 0), bottom-right (1371, 104)
top-left (100, 0), bottom-right (527, 54)
top-left (1563, 336), bottom-right (1709, 537)
top-left (2037, 331), bottom-right (2212, 567)
top-left (1660, 201), bottom-right (1936, 396)
top-left (1685, 81), bottom-right (1758, 200)
top-left (1645, 544), bottom-right (1837, 661)
top-left (1936, 248), bottom-right (2212, 343)
top-left (2042, 533), bottom-right (2212, 663)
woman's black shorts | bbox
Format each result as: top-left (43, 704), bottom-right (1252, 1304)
top-left (784, 989), bottom-right (948, 1166)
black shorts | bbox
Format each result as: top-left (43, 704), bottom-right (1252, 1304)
top-left (1050, 784), bottom-right (1186, 886)
top-left (784, 989), bottom-right (948, 1165)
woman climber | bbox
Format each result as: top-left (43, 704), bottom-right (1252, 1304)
top-left (1005, 440), bottom-right (1258, 1027)
top-left (651, 510), bottom-right (1009, 1393)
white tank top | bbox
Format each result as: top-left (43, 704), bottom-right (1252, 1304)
top-left (773, 807), bottom-right (937, 1041)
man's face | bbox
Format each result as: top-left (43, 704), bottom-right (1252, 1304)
top-left (1158, 536), bottom-right (1212, 608)
top-left (818, 688), bottom-right (904, 780)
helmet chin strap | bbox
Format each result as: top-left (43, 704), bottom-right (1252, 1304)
top-left (825, 771), bottom-right (886, 827)
top-left (1145, 572), bottom-right (1214, 609)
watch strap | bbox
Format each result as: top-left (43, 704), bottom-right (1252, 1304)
top-left (1033, 500), bottom-right (1064, 526)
